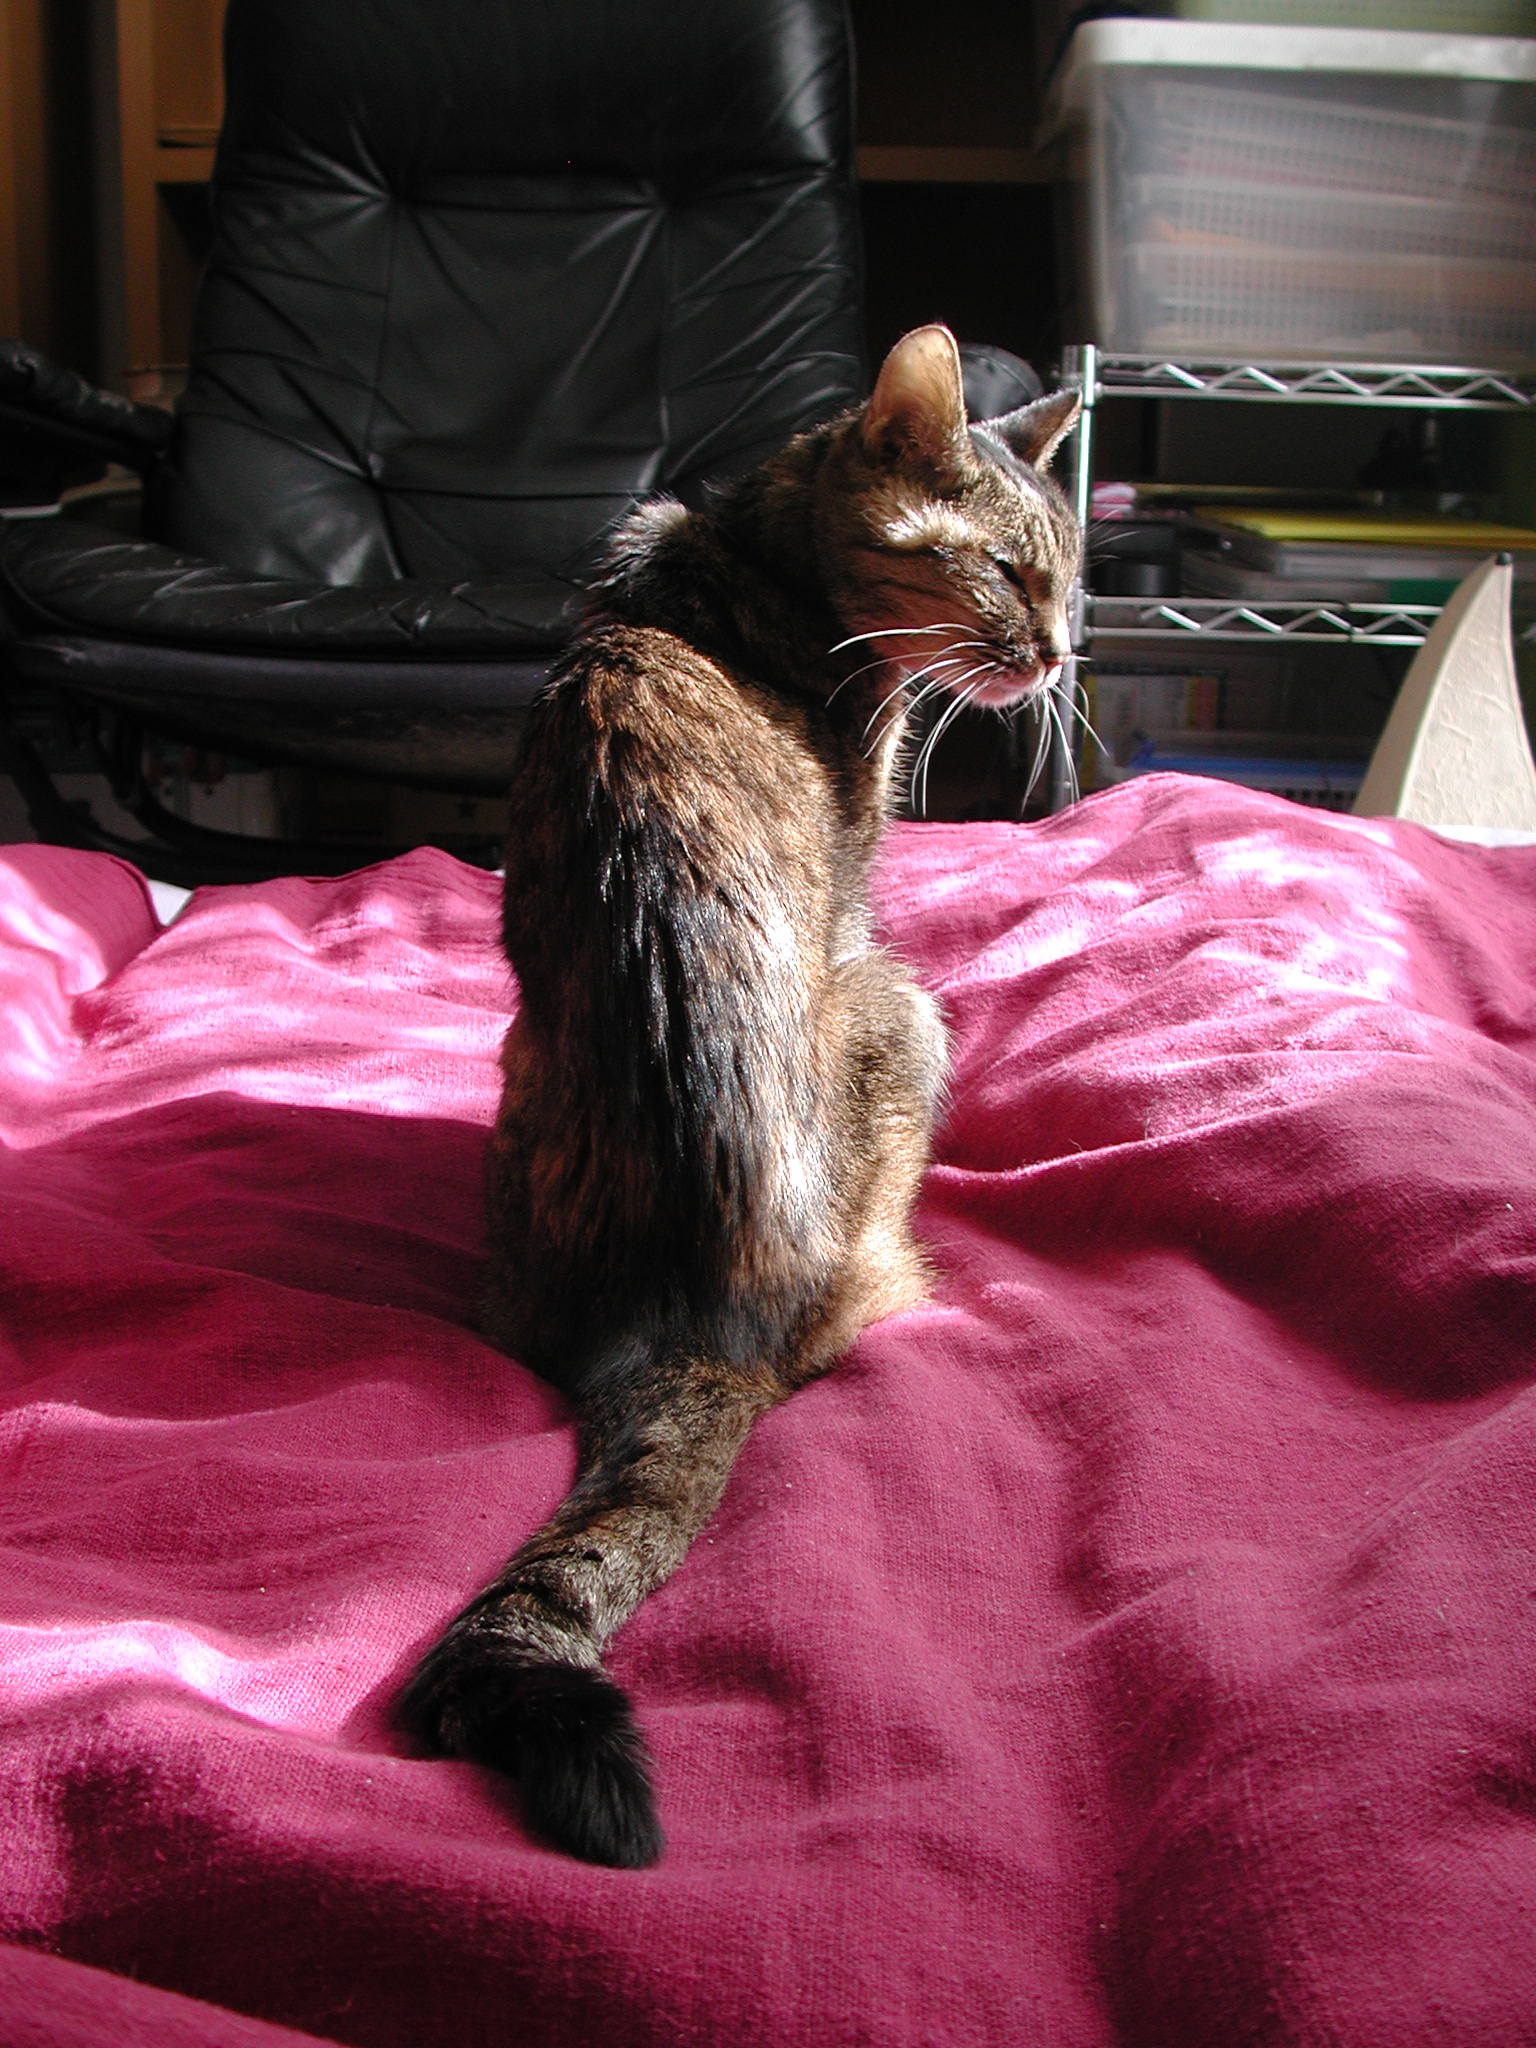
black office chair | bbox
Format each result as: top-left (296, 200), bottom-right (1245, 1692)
top-left (0, 0), bottom-right (1040, 883)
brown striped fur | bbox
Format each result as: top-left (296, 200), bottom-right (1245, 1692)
top-left (401, 328), bottom-right (1081, 1865)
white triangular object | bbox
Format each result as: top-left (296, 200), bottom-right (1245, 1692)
top-left (1354, 555), bottom-right (1536, 829)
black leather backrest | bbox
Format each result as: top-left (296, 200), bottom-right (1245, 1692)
top-left (152, 0), bottom-right (866, 587)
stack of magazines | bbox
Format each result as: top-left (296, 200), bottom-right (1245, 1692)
top-left (1178, 509), bottom-right (1536, 603)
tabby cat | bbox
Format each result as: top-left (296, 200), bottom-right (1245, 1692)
top-left (402, 325), bottom-right (1081, 1866)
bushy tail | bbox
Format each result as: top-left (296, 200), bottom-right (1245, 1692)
top-left (401, 1342), bottom-right (771, 1867)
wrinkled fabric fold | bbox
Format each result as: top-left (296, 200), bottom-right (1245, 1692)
top-left (1, 775), bottom-right (1534, 2048)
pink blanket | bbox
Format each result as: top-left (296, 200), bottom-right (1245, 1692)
top-left (2, 775), bottom-right (1534, 2047)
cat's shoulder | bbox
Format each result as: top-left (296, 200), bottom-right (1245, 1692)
top-left (584, 491), bottom-right (748, 649)
top-left (592, 497), bottom-right (695, 602)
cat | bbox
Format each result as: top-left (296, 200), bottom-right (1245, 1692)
top-left (401, 325), bottom-right (1082, 1867)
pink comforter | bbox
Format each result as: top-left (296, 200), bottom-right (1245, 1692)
top-left (2, 775), bottom-right (1533, 2047)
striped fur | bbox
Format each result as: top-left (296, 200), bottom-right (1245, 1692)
top-left (401, 328), bottom-right (1081, 1865)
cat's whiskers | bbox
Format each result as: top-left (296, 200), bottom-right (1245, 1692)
top-left (865, 673), bottom-right (958, 757)
top-left (871, 645), bottom-right (1009, 784)
top-left (1026, 672), bottom-right (1101, 811)
top-left (912, 677), bottom-right (989, 816)
top-left (1022, 686), bottom-right (1056, 808)
top-left (827, 622), bottom-right (973, 655)
top-left (859, 649), bottom-right (971, 744)
top-left (919, 660), bottom-right (994, 713)
top-left (1060, 683), bottom-right (1106, 785)
top-left (1056, 692), bottom-right (1089, 811)
top-left (827, 653), bottom-right (905, 701)
top-left (910, 668), bottom-right (997, 813)
top-left (896, 645), bottom-right (1094, 814)
top-left (831, 641), bottom-right (966, 699)
top-left (827, 622), bottom-right (981, 708)
top-left (831, 638), bottom-right (968, 711)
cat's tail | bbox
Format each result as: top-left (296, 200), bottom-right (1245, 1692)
top-left (400, 1337), bottom-right (774, 1868)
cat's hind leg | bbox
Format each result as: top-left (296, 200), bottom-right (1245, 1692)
top-left (401, 1338), bottom-right (774, 1867)
top-left (801, 949), bottom-right (948, 1364)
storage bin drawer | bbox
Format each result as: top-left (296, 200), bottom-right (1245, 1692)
top-left (1043, 21), bottom-right (1536, 364)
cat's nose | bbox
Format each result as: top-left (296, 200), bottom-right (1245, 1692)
top-left (1043, 610), bottom-right (1072, 664)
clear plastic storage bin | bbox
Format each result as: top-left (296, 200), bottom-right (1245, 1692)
top-left (1041, 21), bottom-right (1536, 364)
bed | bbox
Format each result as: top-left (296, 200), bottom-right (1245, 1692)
top-left (2, 770), bottom-right (1533, 2047)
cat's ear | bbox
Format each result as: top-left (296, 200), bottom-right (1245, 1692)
top-left (986, 389), bottom-right (1082, 474)
top-left (862, 325), bottom-right (972, 475)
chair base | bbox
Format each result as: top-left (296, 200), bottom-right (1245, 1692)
top-left (9, 633), bottom-right (547, 794)
top-left (0, 702), bottom-right (505, 886)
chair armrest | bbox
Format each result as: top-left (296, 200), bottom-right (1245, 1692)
top-left (0, 341), bottom-right (176, 506)
top-left (0, 514), bottom-right (580, 656)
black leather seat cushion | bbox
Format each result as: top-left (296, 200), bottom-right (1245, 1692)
top-left (149, 0), bottom-right (867, 587)
top-left (0, 517), bottom-right (558, 786)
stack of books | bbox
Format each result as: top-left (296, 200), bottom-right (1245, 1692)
top-left (1179, 509), bottom-right (1536, 604)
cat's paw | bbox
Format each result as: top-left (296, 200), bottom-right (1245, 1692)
top-left (400, 1629), bottom-right (664, 1869)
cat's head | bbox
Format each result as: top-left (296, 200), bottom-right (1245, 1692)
top-left (822, 326), bottom-right (1082, 709)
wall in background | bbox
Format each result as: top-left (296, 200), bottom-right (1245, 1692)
top-left (850, 0), bottom-right (1062, 377)
top-left (2, 0), bottom-right (100, 376)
